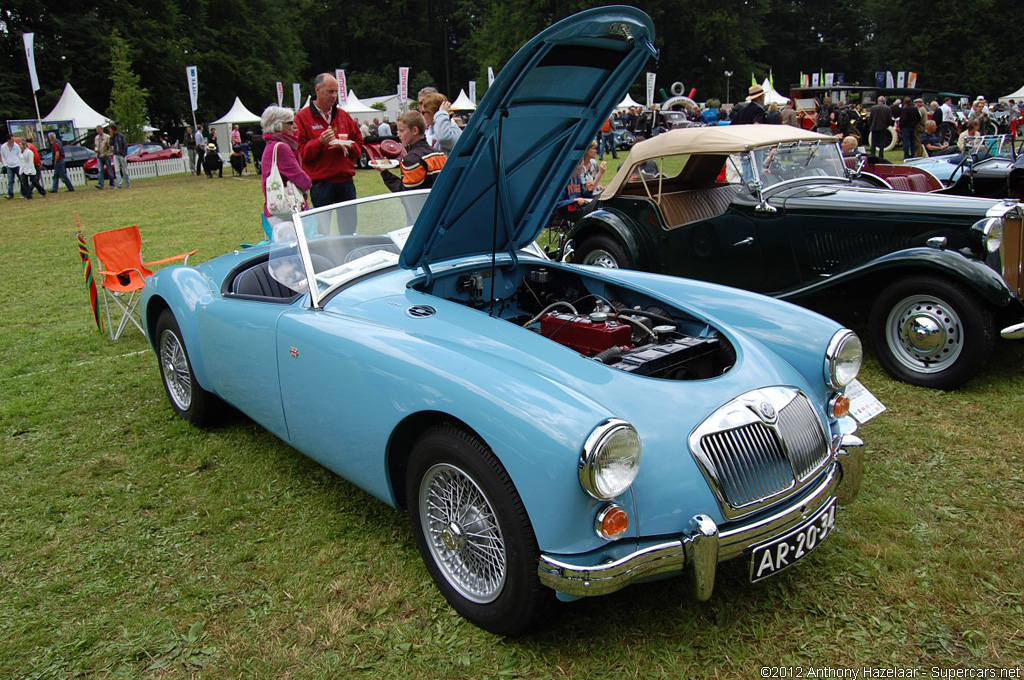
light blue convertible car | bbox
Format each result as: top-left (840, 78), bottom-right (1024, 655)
top-left (141, 7), bottom-right (879, 635)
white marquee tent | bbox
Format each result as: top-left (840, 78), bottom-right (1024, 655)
top-left (358, 93), bottom-right (402, 122)
top-left (42, 83), bottom-right (110, 131)
top-left (615, 93), bottom-right (643, 110)
top-left (211, 97), bottom-right (261, 125)
top-left (999, 85), bottom-right (1024, 103)
top-left (209, 97), bottom-right (262, 154)
top-left (341, 91), bottom-right (379, 122)
top-left (762, 78), bottom-right (789, 106)
top-left (450, 89), bottom-right (477, 111)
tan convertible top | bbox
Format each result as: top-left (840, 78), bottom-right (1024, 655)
top-left (603, 126), bottom-right (836, 197)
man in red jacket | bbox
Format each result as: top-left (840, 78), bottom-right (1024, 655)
top-left (294, 72), bottom-right (364, 208)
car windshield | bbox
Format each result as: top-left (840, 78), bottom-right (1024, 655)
top-left (728, 140), bottom-right (848, 188)
top-left (268, 190), bottom-right (430, 306)
top-left (962, 134), bottom-right (1015, 158)
top-left (127, 144), bottom-right (142, 155)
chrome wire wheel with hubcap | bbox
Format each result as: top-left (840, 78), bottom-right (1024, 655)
top-left (419, 463), bottom-right (506, 603)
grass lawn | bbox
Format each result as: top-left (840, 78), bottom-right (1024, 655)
top-left (1, 169), bottom-right (1023, 677)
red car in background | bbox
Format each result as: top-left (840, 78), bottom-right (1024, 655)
top-left (84, 144), bottom-right (182, 179)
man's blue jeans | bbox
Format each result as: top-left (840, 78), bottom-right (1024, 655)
top-left (599, 132), bottom-right (618, 159)
top-left (96, 156), bottom-right (113, 187)
top-left (5, 166), bottom-right (18, 197)
top-left (51, 158), bottom-right (74, 191)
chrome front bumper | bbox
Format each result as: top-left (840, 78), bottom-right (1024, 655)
top-left (538, 434), bottom-right (865, 600)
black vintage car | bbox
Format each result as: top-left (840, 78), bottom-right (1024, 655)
top-left (567, 125), bottom-right (1024, 390)
top-left (904, 134), bottom-right (1024, 200)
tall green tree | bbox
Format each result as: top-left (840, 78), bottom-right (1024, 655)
top-left (108, 29), bottom-right (148, 143)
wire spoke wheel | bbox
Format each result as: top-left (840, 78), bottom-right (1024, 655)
top-left (420, 463), bottom-right (506, 603)
top-left (155, 309), bottom-right (222, 426)
top-left (160, 327), bottom-right (193, 411)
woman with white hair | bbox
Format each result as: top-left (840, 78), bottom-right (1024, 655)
top-left (260, 105), bottom-right (311, 228)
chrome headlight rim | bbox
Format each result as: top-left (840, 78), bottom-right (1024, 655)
top-left (578, 419), bottom-right (642, 501)
top-left (825, 329), bottom-right (863, 389)
top-left (981, 217), bottom-right (1003, 254)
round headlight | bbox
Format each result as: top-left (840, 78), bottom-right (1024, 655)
top-left (982, 218), bottom-right (1003, 254)
top-left (825, 330), bottom-right (862, 388)
top-left (578, 420), bottom-right (642, 500)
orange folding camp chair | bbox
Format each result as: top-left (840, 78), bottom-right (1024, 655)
top-left (92, 225), bottom-right (197, 340)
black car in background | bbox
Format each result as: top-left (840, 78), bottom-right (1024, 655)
top-left (568, 125), bottom-right (1024, 390)
top-left (40, 145), bottom-right (96, 169)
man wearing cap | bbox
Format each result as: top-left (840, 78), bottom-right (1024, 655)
top-left (734, 84), bottom-right (766, 125)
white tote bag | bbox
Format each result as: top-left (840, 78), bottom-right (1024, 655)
top-left (265, 142), bottom-right (306, 218)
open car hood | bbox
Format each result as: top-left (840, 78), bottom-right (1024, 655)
top-left (399, 6), bottom-right (657, 272)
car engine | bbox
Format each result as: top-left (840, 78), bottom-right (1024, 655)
top-left (442, 265), bottom-right (736, 381)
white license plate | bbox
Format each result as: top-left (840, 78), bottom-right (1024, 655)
top-left (749, 499), bottom-right (836, 582)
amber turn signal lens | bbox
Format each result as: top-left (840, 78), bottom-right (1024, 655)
top-left (830, 394), bottom-right (850, 418)
top-left (596, 504), bottom-right (629, 540)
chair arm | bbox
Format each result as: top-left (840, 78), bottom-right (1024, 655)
top-left (96, 266), bottom-right (148, 279)
top-left (145, 249), bottom-right (199, 267)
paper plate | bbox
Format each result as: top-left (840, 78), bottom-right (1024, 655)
top-left (369, 158), bottom-right (399, 169)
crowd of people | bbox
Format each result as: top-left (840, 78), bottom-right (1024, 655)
top-left (9, 74), bottom-right (1023, 223)
top-left (258, 74), bottom-right (458, 232)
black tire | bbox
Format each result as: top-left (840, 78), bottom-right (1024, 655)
top-left (357, 151), bottom-right (370, 169)
top-left (576, 234), bottom-right (633, 269)
top-left (155, 310), bottom-right (222, 426)
top-left (868, 275), bottom-right (994, 390)
top-left (406, 423), bottom-right (551, 636)
top-left (938, 122), bottom-right (958, 146)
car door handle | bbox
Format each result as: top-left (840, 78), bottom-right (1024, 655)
top-left (733, 237), bottom-right (755, 247)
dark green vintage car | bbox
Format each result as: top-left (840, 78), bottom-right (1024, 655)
top-left (568, 125), bottom-right (1024, 390)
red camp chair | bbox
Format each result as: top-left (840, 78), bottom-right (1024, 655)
top-left (92, 225), bottom-right (197, 340)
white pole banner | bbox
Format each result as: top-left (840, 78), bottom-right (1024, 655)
top-left (276, 81), bottom-right (284, 106)
top-left (336, 69), bottom-right (347, 106)
top-left (398, 67), bottom-right (409, 104)
top-left (23, 33), bottom-right (40, 92)
top-left (469, 81), bottom-right (476, 104)
top-left (186, 66), bottom-right (199, 112)
top-left (293, 83), bottom-right (301, 110)
top-left (487, 67), bottom-right (495, 87)
top-left (646, 72), bottom-right (656, 109)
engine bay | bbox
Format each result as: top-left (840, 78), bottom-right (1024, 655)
top-left (421, 263), bottom-right (736, 381)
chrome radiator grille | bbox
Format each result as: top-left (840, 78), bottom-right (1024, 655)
top-left (690, 387), bottom-right (831, 519)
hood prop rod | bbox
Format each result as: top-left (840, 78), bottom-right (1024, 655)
top-left (490, 108), bottom-right (509, 317)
